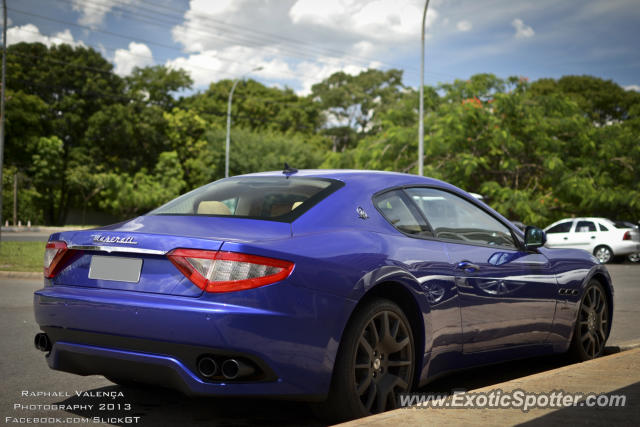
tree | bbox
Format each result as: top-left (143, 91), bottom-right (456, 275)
top-left (3, 90), bottom-right (49, 169)
top-left (97, 151), bottom-right (186, 219)
top-left (4, 42), bottom-right (126, 223)
top-left (324, 74), bottom-right (640, 225)
top-left (530, 75), bottom-right (640, 125)
top-left (182, 79), bottom-right (323, 135)
top-left (205, 128), bottom-right (326, 178)
top-left (29, 136), bottom-right (65, 224)
top-left (164, 108), bottom-right (212, 188)
top-left (126, 65), bottom-right (193, 110)
top-left (311, 69), bottom-right (405, 151)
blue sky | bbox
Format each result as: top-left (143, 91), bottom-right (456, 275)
top-left (5, 0), bottom-right (640, 94)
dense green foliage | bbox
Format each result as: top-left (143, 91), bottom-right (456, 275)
top-left (2, 43), bottom-right (639, 227)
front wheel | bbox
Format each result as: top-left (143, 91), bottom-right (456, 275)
top-left (628, 253), bottom-right (640, 263)
top-left (569, 281), bottom-right (610, 361)
top-left (322, 299), bottom-right (415, 421)
top-left (593, 245), bottom-right (613, 264)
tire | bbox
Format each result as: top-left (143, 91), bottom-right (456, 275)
top-left (569, 281), bottom-right (610, 361)
top-left (321, 298), bottom-right (415, 421)
top-left (593, 245), bottom-right (613, 264)
top-left (628, 253), bottom-right (640, 263)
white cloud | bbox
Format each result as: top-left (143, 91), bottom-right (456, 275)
top-left (165, 45), bottom-right (292, 88)
top-left (295, 59), bottom-right (369, 95)
top-left (512, 18), bottom-right (534, 38)
top-left (70, 0), bottom-right (135, 28)
top-left (7, 24), bottom-right (84, 47)
top-left (169, 0), bottom-right (436, 93)
top-left (289, 0), bottom-right (438, 41)
top-left (165, 44), bottom-right (375, 95)
top-left (624, 84), bottom-right (640, 92)
top-left (456, 20), bottom-right (472, 32)
top-left (114, 42), bottom-right (154, 76)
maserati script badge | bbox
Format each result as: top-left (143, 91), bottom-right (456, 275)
top-left (91, 235), bottom-right (138, 245)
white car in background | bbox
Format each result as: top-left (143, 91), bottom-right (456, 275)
top-left (544, 217), bottom-right (640, 264)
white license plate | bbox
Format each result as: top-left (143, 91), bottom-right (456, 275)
top-left (89, 255), bottom-right (142, 283)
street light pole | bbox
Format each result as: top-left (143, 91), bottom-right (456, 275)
top-left (225, 66), bottom-right (263, 178)
top-left (418, 0), bottom-right (430, 176)
top-left (0, 0), bottom-right (7, 243)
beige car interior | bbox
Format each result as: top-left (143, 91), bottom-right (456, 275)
top-left (196, 201), bottom-right (232, 215)
top-left (197, 199), bottom-right (305, 217)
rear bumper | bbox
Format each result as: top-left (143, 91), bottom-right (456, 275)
top-left (613, 241), bottom-right (640, 256)
top-left (34, 283), bottom-right (355, 399)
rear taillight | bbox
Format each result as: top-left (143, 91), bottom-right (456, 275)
top-left (623, 231), bottom-right (631, 240)
top-left (167, 249), bottom-right (294, 293)
top-left (44, 241), bottom-right (69, 278)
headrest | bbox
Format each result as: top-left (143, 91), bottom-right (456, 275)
top-left (197, 201), bottom-right (232, 215)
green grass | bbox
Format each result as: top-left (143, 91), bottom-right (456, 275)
top-left (0, 241), bottom-right (46, 272)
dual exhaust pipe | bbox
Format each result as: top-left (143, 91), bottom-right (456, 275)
top-left (35, 333), bottom-right (253, 381)
top-left (197, 356), bottom-right (255, 380)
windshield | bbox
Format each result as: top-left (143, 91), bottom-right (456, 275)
top-left (612, 220), bottom-right (638, 229)
top-left (149, 176), bottom-right (343, 222)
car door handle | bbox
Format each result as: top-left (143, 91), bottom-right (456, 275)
top-left (563, 237), bottom-right (568, 240)
top-left (457, 261), bottom-right (480, 272)
top-left (591, 236), bottom-right (596, 239)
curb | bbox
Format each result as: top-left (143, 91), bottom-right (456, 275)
top-left (339, 347), bottom-right (640, 426)
top-left (608, 340), bottom-right (640, 352)
top-left (0, 271), bottom-right (42, 279)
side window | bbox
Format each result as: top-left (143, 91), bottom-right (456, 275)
top-left (404, 188), bottom-right (515, 248)
top-left (374, 191), bottom-right (430, 236)
top-left (575, 221), bottom-right (596, 233)
top-left (599, 223), bottom-right (609, 232)
top-left (547, 221), bottom-right (573, 234)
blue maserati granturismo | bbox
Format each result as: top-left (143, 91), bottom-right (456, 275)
top-left (34, 169), bottom-right (613, 420)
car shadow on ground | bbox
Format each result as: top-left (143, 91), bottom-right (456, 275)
top-left (56, 348), bottom-right (620, 426)
top-left (518, 381), bottom-right (640, 426)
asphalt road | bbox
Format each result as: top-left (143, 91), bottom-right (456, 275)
top-left (0, 232), bottom-right (51, 242)
top-left (0, 265), bottom-right (638, 426)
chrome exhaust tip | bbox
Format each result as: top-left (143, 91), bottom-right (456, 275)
top-left (197, 356), bottom-right (218, 378)
top-left (34, 333), bottom-right (51, 352)
top-left (221, 358), bottom-right (255, 380)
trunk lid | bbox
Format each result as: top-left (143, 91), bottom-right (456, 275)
top-left (48, 215), bottom-right (292, 297)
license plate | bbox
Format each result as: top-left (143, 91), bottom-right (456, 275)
top-left (89, 256), bottom-right (143, 283)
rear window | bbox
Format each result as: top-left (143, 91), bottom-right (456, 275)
top-left (612, 220), bottom-right (638, 229)
top-left (149, 177), bottom-right (343, 222)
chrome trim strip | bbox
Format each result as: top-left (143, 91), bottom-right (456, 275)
top-left (67, 245), bottom-right (166, 255)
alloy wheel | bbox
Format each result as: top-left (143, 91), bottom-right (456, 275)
top-left (576, 285), bottom-right (609, 358)
top-left (628, 253), bottom-right (640, 263)
top-left (352, 310), bottom-right (413, 413)
top-left (593, 246), bottom-right (612, 264)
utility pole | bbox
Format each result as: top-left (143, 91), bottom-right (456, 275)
top-left (418, 0), bottom-right (430, 176)
top-left (12, 172), bottom-right (16, 226)
top-left (0, 0), bottom-right (7, 244)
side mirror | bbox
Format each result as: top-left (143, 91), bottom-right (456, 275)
top-left (524, 226), bottom-right (546, 251)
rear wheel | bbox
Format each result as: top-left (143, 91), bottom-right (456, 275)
top-left (593, 245), bottom-right (613, 264)
top-left (322, 299), bottom-right (415, 421)
top-left (569, 281), bottom-right (609, 361)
